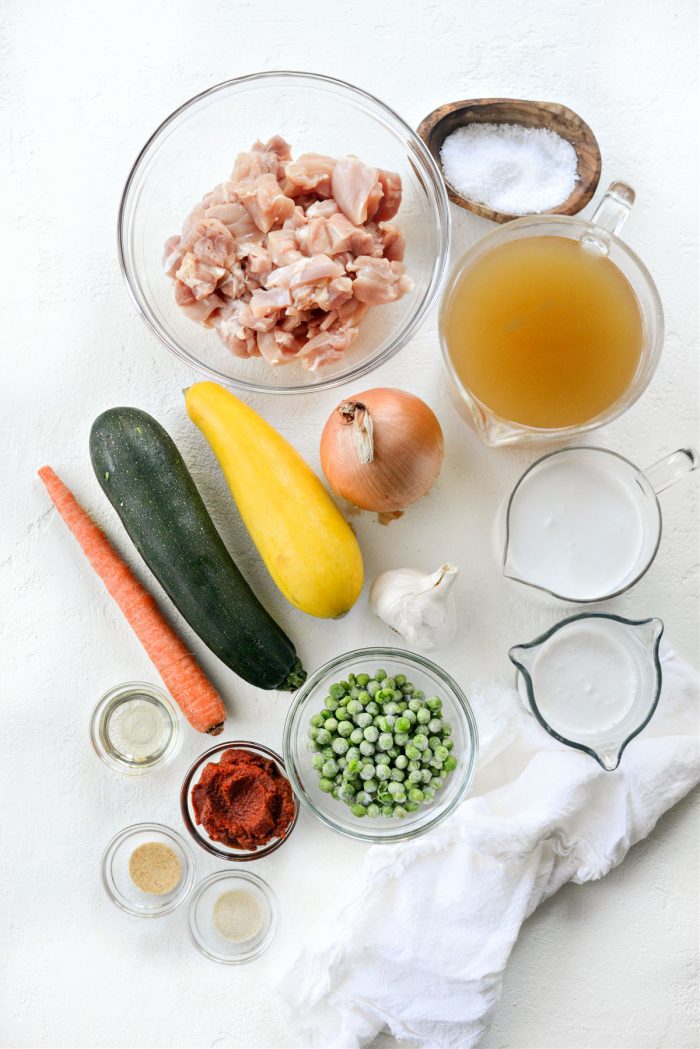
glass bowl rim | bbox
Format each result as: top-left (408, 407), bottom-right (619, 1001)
top-left (187, 868), bottom-right (279, 964)
top-left (117, 69), bottom-right (452, 395)
top-left (282, 645), bottom-right (479, 844)
top-left (438, 212), bottom-right (664, 441)
top-left (90, 680), bottom-right (181, 775)
top-left (180, 739), bottom-right (299, 861)
top-left (100, 820), bottom-right (197, 917)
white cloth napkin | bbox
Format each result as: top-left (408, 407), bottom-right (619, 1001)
top-left (275, 645), bottom-right (700, 1049)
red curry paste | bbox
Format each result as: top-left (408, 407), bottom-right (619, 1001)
top-left (192, 748), bottom-right (295, 850)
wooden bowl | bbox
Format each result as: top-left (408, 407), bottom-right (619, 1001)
top-left (417, 98), bottom-right (602, 223)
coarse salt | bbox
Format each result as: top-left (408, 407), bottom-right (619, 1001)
top-left (440, 122), bottom-right (578, 216)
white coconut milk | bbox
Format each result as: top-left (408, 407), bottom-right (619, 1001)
top-left (505, 454), bottom-right (645, 600)
top-left (529, 621), bottom-right (638, 739)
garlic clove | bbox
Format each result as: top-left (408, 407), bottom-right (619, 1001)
top-left (369, 564), bottom-right (459, 652)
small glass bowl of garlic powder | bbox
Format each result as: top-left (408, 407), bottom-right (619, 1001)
top-left (188, 871), bottom-right (279, 964)
top-left (90, 681), bottom-right (181, 774)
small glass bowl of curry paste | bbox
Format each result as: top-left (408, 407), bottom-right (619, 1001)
top-left (180, 741), bottom-right (298, 861)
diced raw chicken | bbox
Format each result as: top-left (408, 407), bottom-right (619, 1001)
top-left (306, 199), bottom-right (339, 219)
top-left (231, 136), bottom-right (292, 182)
top-left (266, 229), bottom-right (302, 267)
top-left (291, 276), bottom-right (353, 312)
top-left (238, 174), bottom-right (295, 234)
top-left (244, 243), bottom-right (274, 285)
top-left (282, 205), bottom-right (309, 231)
top-left (175, 253), bottom-right (227, 300)
top-left (214, 303), bottom-right (260, 357)
top-left (282, 153), bottom-right (335, 198)
top-left (250, 286), bottom-right (293, 318)
top-left (174, 280), bottom-right (223, 325)
top-left (378, 221), bottom-right (405, 262)
top-left (266, 253), bottom-right (345, 290)
top-left (184, 218), bottom-right (235, 268)
top-left (163, 235), bottom-right (183, 278)
top-left (331, 156), bottom-right (380, 225)
top-left (347, 255), bottom-right (414, 304)
top-left (375, 169), bottom-right (403, 221)
top-left (165, 138), bottom-right (409, 371)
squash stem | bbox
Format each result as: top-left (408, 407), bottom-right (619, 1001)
top-left (281, 657), bottom-right (307, 691)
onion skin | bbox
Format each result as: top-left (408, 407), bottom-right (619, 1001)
top-left (320, 388), bottom-right (444, 513)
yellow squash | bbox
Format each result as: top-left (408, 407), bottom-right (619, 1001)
top-left (185, 382), bottom-right (364, 619)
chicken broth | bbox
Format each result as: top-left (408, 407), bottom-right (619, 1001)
top-left (444, 236), bottom-right (644, 429)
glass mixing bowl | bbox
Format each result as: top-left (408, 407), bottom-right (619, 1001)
top-left (283, 647), bottom-right (478, 844)
top-left (118, 71), bottom-right (451, 394)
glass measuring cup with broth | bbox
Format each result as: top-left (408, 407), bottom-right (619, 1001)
top-left (439, 183), bottom-right (664, 446)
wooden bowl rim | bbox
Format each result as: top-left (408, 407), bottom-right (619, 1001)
top-left (417, 97), bottom-right (602, 223)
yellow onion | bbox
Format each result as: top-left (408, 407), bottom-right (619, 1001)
top-left (320, 388), bottom-right (444, 513)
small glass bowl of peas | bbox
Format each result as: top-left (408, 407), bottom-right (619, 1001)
top-left (283, 647), bottom-right (479, 843)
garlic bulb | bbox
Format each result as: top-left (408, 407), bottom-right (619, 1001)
top-left (369, 564), bottom-right (459, 651)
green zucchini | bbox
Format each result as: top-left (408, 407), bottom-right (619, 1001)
top-left (89, 407), bottom-right (306, 691)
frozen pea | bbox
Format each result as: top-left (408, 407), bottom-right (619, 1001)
top-left (405, 801), bottom-right (419, 813)
top-left (394, 674), bottom-right (407, 686)
top-left (338, 783), bottom-right (356, 801)
top-left (351, 804), bottom-right (367, 817)
top-left (403, 709), bottom-right (417, 725)
top-left (363, 726), bottom-right (379, 743)
top-left (426, 696), bottom-right (442, 711)
top-left (367, 803), bottom-right (380, 818)
top-left (408, 698), bottom-right (423, 713)
top-left (374, 669), bottom-right (387, 681)
top-left (332, 737), bottom-right (349, 755)
top-left (430, 777), bottom-right (442, 790)
top-left (442, 721), bottom-right (453, 736)
top-left (375, 752), bottom-right (390, 766)
top-left (366, 680), bottom-right (380, 696)
top-left (346, 699), bottom-right (362, 716)
top-left (355, 712), bottom-right (372, 728)
top-left (417, 708), bottom-right (431, 725)
top-left (387, 781), bottom-right (403, 796)
top-left (381, 804), bottom-right (394, 817)
top-left (324, 717), bottom-right (338, 734)
top-left (365, 701), bottom-right (379, 715)
top-left (393, 805), bottom-right (408, 818)
top-left (356, 691), bottom-right (370, 705)
top-left (385, 714), bottom-right (397, 729)
top-left (310, 713), bottom-right (324, 728)
top-left (423, 787), bottom-right (435, 801)
top-left (413, 733), bottom-right (429, 751)
top-left (444, 738), bottom-right (454, 750)
top-left (364, 779), bottom-right (378, 793)
top-left (408, 770), bottom-right (423, 784)
top-left (401, 682), bottom-right (415, 696)
top-left (395, 716), bottom-right (411, 733)
top-left (394, 732), bottom-right (409, 747)
top-left (428, 718), bottom-right (442, 734)
top-left (337, 720), bottom-right (353, 738)
top-left (360, 763), bottom-right (376, 780)
top-left (375, 764), bottom-right (390, 780)
top-left (356, 673), bottom-right (370, 687)
top-left (390, 767), bottom-right (405, 782)
top-left (350, 728), bottom-right (364, 745)
top-left (413, 690), bottom-right (425, 700)
top-left (444, 755), bottom-right (458, 771)
top-left (318, 777), bottom-right (334, 793)
top-left (405, 745), bottom-right (420, 761)
top-left (387, 745), bottom-right (400, 759)
top-left (311, 753), bottom-right (325, 770)
top-left (421, 769), bottom-right (433, 784)
top-left (355, 791), bottom-right (371, 806)
top-left (383, 701), bottom-right (399, 715)
top-left (316, 728), bottom-right (331, 745)
top-left (394, 754), bottom-right (408, 770)
top-left (337, 756), bottom-right (347, 769)
top-left (434, 745), bottom-right (449, 761)
top-left (407, 759), bottom-right (421, 772)
top-left (408, 787), bottom-right (424, 802)
top-left (383, 678), bottom-right (396, 690)
top-left (345, 759), bottom-right (361, 778)
top-left (322, 758), bottom-right (339, 778)
top-left (359, 740), bottom-right (375, 757)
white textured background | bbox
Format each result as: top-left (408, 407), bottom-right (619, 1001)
top-left (1, 1), bottom-right (698, 1047)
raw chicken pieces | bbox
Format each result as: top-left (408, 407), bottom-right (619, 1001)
top-left (164, 137), bottom-right (412, 370)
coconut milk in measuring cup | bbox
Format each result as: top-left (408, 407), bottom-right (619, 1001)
top-left (499, 446), bottom-right (698, 603)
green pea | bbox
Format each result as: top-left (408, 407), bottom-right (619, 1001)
top-left (383, 678), bottom-right (396, 690)
top-left (408, 787), bottom-right (424, 802)
top-left (408, 698), bottom-right (423, 713)
top-left (413, 733), bottom-right (429, 751)
top-left (395, 716), bottom-right (411, 733)
top-left (363, 726), bottom-right (379, 743)
top-left (393, 805), bottom-right (407, 818)
top-left (332, 737), bottom-right (349, 755)
top-left (350, 728), bottom-right (364, 745)
top-left (374, 669), bottom-right (387, 681)
top-left (360, 763), bottom-right (375, 780)
top-left (359, 740), bottom-right (375, 757)
top-left (324, 717), bottom-right (338, 733)
top-left (311, 753), bottom-right (325, 770)
top-left (375, 764), bottom-right (390, 780)
top-left (365, 701), bottom-right (379, 715)
top-left (356, 673), bottom-right (370, 687)
top-left (444, 755), bottom-right (458, 771)
top-left (430, 777), bottom-right (442, 790)
top-left (426, 696), bottom-right (442, 711)
top-left (394, 754), bottom-right (408, 770)
top-left (337, 720), bottom-right (353, 738)
top-left (351, 804), bottom-right (367, 817)
top-left (381, 804), bottom-right (394, 817)
top-left (310, 713), bottom-right (324, 728)
top-left (405, 745), bottom-right (420, 761)
top-left (367, 803), bottom-right (380, 818)
top-left (417, 708), bottom-right (431, 725)
top-left (315, 728), bottom-right (331, 745)
top-left (442, 721), bottom-right (453, 736)
top-left (318, 777), bottom-right (334, 793)
top-left (394, 674), bottom-right (407, 686)
top-left (394, 732), bottom-right (409, 747)
top-left (322, 758), bottom-right (339, 778)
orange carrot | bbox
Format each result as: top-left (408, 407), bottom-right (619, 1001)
top-left (38, 466), bottom-right (227, 735)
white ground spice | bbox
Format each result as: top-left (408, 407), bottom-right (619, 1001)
top-left (440, 122), bottom-right (578, 215)
top-left (213, 889), bottom-right (264, 943)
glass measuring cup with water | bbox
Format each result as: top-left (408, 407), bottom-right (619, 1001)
top-left (509, 613), bottom-right (664, 771)
top-left (499, 446), bottom-right (698, 603)
top-left (439, 182), bottom-right (664, 447)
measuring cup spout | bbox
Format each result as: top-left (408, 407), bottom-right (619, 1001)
top-left (508, 643), bottom-right (535, 677)
top-left (631, 617), bottom-right (665, 649)
top-left (642, 448), bottom-right (699, 495)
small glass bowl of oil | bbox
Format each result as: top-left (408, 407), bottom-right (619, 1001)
top-left (90, 681), bottom-right (181, 775)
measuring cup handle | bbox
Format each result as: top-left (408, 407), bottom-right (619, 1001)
top-left (591, 181), bottom-right (636, 236)
top-left (642, 448), bottom-right (699, 494)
